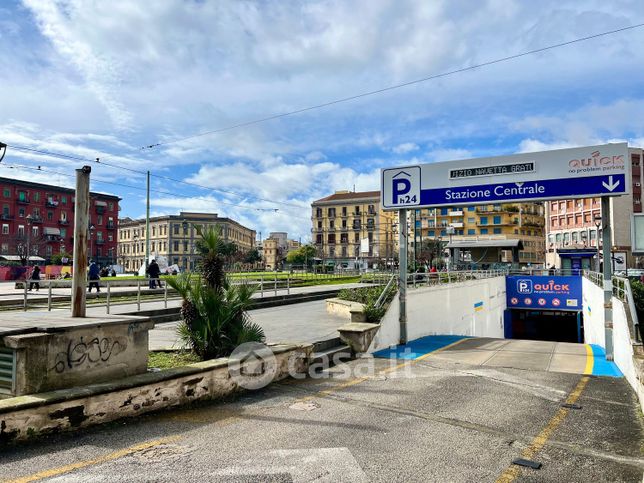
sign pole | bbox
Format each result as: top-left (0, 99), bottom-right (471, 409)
top-left (399, 209), bottom-right (408, 344)
top-left (601, 196), bottom-right (614, 360)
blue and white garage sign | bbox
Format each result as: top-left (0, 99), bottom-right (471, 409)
top-left (381, 143), bottom-right (630, 209)
top-left (506, 276), bottom-right (582, 311)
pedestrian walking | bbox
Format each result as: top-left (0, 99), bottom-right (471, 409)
top-left (28, 265), bottom-right (41, 291)
top-left (88, 260), bottom-right (101, 293)
top-left (147, 259), bottom-right (161, 289)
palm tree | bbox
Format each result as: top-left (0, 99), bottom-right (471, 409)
top-left (167, 225), bottom-right (264, 359)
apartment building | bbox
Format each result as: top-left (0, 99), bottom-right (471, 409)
top-left (311, 190), bottom-right (396, 268)
top-left (0, 177), bottom-right (120, 266)
top-left (545, 146), bottom-right (643, 270)
top-left (261, 232), bottom-right (302, 270)
top-left (118, 211), bottom-right (255, 272)
top-left (413, 203), bottom-right (546, 266)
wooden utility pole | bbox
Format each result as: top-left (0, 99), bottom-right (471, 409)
top-left (72, 166), bottom-right (91, 317)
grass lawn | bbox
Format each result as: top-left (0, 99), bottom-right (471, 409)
top-left (148, 351), bottom-right (201, 369)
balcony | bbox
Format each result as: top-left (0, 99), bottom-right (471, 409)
top-left (16, 197), bottom-right (30, 205)
top-left (450, 222), bottom-right (464, 228)
top-left (476, 207), bottom-right (508, 214)
top-left (366, 224), bottom-right (375, 231)
top-left (95, 206), bottom-right (106, 215)
top-left (30, 216), bottom-right (43, 224)
top-left (1, 213), bottom-right (13, 221)
top-left (95, 239), bottom-right (106, 245)
top-left (45, 200), bottom-right (59, 208)
top-left (448, 210), bottom-right (463, 216)
top-left (45, 235), bottom-right (62, 243)
top-left (106, 222), bottom-right (115, 230)
top-left (58, 219), bottom-right (69, 226)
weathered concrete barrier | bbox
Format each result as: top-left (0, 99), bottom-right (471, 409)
top-left (0, 343), bottom-right (312, 444)
top-left (338, 323), bottom-right (380, 354)
top-left (326, 298), bottom-right (366, 322)
top-left (0, 312), bottom-right (152, 396)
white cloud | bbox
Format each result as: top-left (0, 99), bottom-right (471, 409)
top-left (392, 142), bottom-right (419, 154)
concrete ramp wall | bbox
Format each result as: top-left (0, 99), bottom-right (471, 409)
top-left (369, 276), bottom-right (507, 352)
top-left (582, 277), bottom-right (644, 407)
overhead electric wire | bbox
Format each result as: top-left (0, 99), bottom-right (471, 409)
top-left (139, 22), bottom-right (644, 150)
top-left (0, 163), bottom-right (295, 216)
top-left (5, 143), bottom-right (310, 210)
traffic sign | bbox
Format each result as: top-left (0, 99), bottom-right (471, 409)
top-left (381, 143), bottom-right (630, 209)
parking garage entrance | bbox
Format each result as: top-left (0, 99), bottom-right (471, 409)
top-left (504, 275), bottom-right (583, 343)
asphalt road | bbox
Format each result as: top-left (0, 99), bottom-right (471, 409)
top-left (1, 351), bottom-right (642, 482)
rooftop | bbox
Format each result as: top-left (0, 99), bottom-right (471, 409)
top-left (312, 190), bottom-right (380, 204)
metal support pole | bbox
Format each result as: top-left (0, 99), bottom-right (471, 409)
top-left (164, 283), bottom-right (168, 309)
top-left (260, 275), bottom-right (264, 298)
top-left (47, 282), bottom-right (52, 311)
top-left (398, 209), bottom-right (408, 344)
top-left (145, 170), bottom-right (150, 276)
top-left (601, 197), bottom-right (614, 360)
top-left (106, 281), bottom-right (110, 314)
top-left (72, 166), bottom-right (91, 317)
top-left (274, 273), bottom-right (277, 296)
top-left (23, 281), bottom-right (27, 311)
top-left (137, 280), bottom-right (141, 311)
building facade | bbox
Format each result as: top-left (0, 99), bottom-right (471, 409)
top-left (545, 147), bottom-right (643, 270)
top-left (311, 190), bottom-right (396, 269)
top-left (118, 211), bottom-right (255, 272)
top-left (262, 233), bottom-right (301, 270)
top-left (412, 203), bottom-right (546, 266)
top-left (0, 177), bottom-right (120, 265)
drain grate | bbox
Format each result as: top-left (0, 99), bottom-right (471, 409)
top-left (0, 345), bottom-right (16, 396)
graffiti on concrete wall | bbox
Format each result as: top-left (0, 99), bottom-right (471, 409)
top-left (52, 336), bottom-right (127, 374)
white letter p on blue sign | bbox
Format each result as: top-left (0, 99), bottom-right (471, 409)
top-left (381, 166), bottom-right (421, 209)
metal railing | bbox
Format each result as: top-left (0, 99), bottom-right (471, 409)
top-left (15, 272), bottom-right (369, 313)
top-left (583, 271), bottom-right (641, 343)
top-left (375, 274), bottom-right (397, 309)
top-left (406, 269), bottom-right (508, 289)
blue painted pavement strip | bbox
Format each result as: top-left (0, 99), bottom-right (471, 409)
top-left (373, 335), bottom-right (470, 360)
top-left (589, 344), bottom-right (623, 378)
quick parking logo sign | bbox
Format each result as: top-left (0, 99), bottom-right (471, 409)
top-left (516, 279), bottom-right (532, 294)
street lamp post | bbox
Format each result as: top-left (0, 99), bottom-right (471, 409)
top-left (446, 225), bottom-right (455, 271)
top-left (593, 214), bottom-right (602, 272)
top-left (25, 214), bottom-right (32, 266)
top-left (89, 224), bottom-right (95, 263)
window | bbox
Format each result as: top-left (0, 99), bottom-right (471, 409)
top-left (61, 196), bottom-right (67, 205)
top-left (108, 202), bottom-right (114, 211)
top-left (1, 224), bottom-right (7, 234)
top-left (46, 245), bottom-right (52, 256)
top-left (467, 206), bottom-right (475, 211)
top-left (47, 211), bottom-right (53, 221)
top-left (18, 225), bottom-right (25, 237)
top-left (60, 228), bottom-right (66, 238)
top-left (183, 241), bottom-right (188, 251)
top-left (174, 241), bottom-right (179, 251)
top-left (108, 234), bottom-right (113, 242)
top-left (480, 228), bottom-right (488, 235)
top-left (3, 188), bottom-right (9, 198)
top-left (467, 217), bottom-right (475, 223)
top-left (328, 208), bottom-right (336, 217)
top-left (2, 205), bottom-right (8, 216)
top-left (329, 220), bottom-right (334, 228)
top-left (493, 228), bottom-right (502, 234)
top-left (97, 231), bottom-right (103, 241)
top-left (342, 207), bottom-right (347, 216)
top-left (152, 226), bottom-right (156, 236)
top-left (33, 192), bottom-right (40, 202)
top-left (428, 230), bottom-right (435, 237)
top-left (97, 215), bottom-right (103, 225)
top-left (32, 227), bottom-right (38, 237)
top-left (173, 224), bottom-right (180, 235)
top-left (479, 216), bottom-right (488, 225)
top-left (468, 229), bottom-right (475, 235)
top-left (1, 243), bottom-right (7, 254)
top-left (441, 208), bottom-right (448, 215)
top-left (317, 221), bottom-right (322, 229)
top-left (19, 208), bottom-right (25, 217)
top-left (440, 230), bottom-right (446, 237)
top-left (493, 216), bottom-right (501, 224)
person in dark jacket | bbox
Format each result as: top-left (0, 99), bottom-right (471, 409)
top-left (88, 261), bottom-right (101, 292)
top-left (28, 265), bottom-right (41, 291)
top-left (147, 259), bottom-right (161, 289)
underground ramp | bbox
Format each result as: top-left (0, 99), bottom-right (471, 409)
top-left (373, 336), bottom-right (622, 376)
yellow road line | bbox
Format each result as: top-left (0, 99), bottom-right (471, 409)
top-left (5, 435), bottom-right (183, 483)
top-left (495, 376), bottom-right (590, 483)
top-left (584, 344), bottom-right (594, 375)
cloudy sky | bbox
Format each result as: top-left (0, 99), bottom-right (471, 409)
top-left (1, 0), bottom-right (644, 241)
